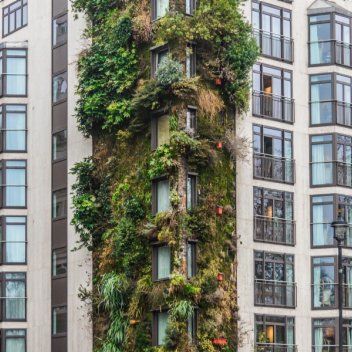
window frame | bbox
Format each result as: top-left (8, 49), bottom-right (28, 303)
top-left (187, 240), bottom-right (197, 278)
top-left (150, 44), bottom-right (169, 78)
top-left (52, 305), bottom-right (67, 337)
top-left (0, 329), bottom-right (26, 352)
top-left (2, 0), bottom-right (28, 38)
top-left (187, 173), bottom-right (197, 210)
top-left (152, 243), bottom-right (172, 282)
top-left (52, 129), bottom-right (67, 162)
top-left (152, 176), bottom-right (170, 215)
top-left (185, 0), bottom-right (196, 16)
top-left (186, 43), bottom-right (196, 78)
top-left (52, 70), bottom-right (68, 105)
top-left (52, 188), bottom-right (67, 220)
top-left (151, 109), bottom-right (170, 151)
top-left (52, 247), bottom-right (67, 279)
top-left (52, 13), bottom-right (68, 48)
top-left (152, 309), bottom-right (169, 346)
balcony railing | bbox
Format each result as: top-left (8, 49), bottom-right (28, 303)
top-left (310, 101), bottom-right (352, 128)
top-left (253, 29), bottom-right (294, 62)
top-left (337, 162), bottom-right (352, 187)
top-left (312, 283), bottom-right (352, 308)
top-left (252, 91), bottom-right (294, 123)
top-left (255, 279), bottom-right (296, 307)
top-left (310, 161), bottom-right (352, 188)
top-left (254, 153), bottom-right (295, 184)
top-left (312, 346), bottom-right (352, 352)
top-left (309, 40), bottom-right (352, 67)
top-left (256, 343), bottom-right (297, 352)
top-left (254, 216), bottom-right (295, 245)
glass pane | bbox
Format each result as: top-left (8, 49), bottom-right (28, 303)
top-left (6, 57), bottom-right (26, 95)
top-left (5, 278), bottom-right (25, 319)
top-left (6, 337), bottom-right (25, 352)
top-left (157, 311), bottom-right (168, 345)
top-left (52, 130), bottom-right (67, 161)
top-left (53, 72), bottom-right (68, 103)
top-left (6, 222), bottom-right (26, 263)
top-left (157, 180), bottom-right (170, 213)
top-left (157, 246), bottom-right (170, 279)
top-left (52, 189), bottom-right (67, 219)
top-left (53, 306), bottom-right (67, 335)
top-left (157, 115), bottom-right (170, 147)
top-left (53, 248), bottom-right (67, 277)
top-left (53, 15), bottom-right (68, 46)
top-left (5, 111), bottom-right (26, 151)
top-left (6, 167), bottom-right (26, 207)
top-left (156, 0), bottom-right (169, 19)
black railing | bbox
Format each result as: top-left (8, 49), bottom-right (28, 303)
top-left (254, 154), bottom-right (295, 184)
top-left (255, 279), bottom-right (296, 307)
top-left (252, 91), bottom-right (294, 123)
top-left (254, 216), bottom-right (295, 245)
top-left (256, 343), bottom-right (297, 352)
top-left (253, 29), bottom-right (294, 62)
top-left (310, 101), bottom-right (352, 128)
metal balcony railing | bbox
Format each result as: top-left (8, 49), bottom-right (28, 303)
top-left (310, 101), bottom-right (352, 127)
top-left (312, 346), bottom-right (352, 352)
top-left (255, 279), bottom-right (296, 307)
top-left (312, 283), bottom-right (352, 308)
top-left (254, 216), bottom-right (295, 245)
top-left (252, 91), bottom-right (294, 123)
top-left (254, 153), bottom-right (295, 184)
top-left (310, 161), bottom-right (352, 188)
top-left (253, 29), bottom-right (294, 62)
top-left (256, 343), bottom-right (297, 352)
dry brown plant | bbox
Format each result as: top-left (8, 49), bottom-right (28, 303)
top-left (197, 88), bottom-right (225, 121)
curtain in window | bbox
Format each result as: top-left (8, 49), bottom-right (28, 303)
top-left (6, 168), bottom-right (25, 207)
top-left (157, 312), bottom-right (168, 345)
top-left (6, 58), bottom-right (26, 95)
top-left (314, 323), bottom-right (324, 352)
top-left (314, 267), bottom-right (322, 308)
top-left (6, 112), bottom-right (25, 151)
top-left (312, 144), bottom-right (333, 185)
top-left (156, 0), bottom-right (169, 19)
top-left (6, 224), bottom-right (25, 263)
top-left (311, 84), bottom-right (322, 125)
top-left (313, 204), bottom-right (327, 246)
top-left (346, 206), bottom-right (352, 246)
top-left (310, 24), bottom-right (321, 64)
top-left (284, 140), bottom-right (293, 182)
top-left (6, 279), bottom-right (25, 319)
top-left (347, 266), bottom-right (352, 307)
top-left (286, 264), bottom-right (294, 306)
top-left (157, 180), bottom-right (170, 212)
top-left (6, 338), bottom-right (25, 352)
top-left (187, 244), bottom-right (194, 277)
top-left (285, 199), bottom-right (293, 243)
top-left (286, 325), bottom-right (294, 352)
top-left (157, 246), bottom-right (170, 279)
top-left (348, 325), bottom-right (352, 352)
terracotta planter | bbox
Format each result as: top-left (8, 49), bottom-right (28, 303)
top-left (212, 338), bottom-right (228, 346)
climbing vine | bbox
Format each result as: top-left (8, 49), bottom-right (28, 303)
top-left (71, 0), bottom-right (257, 351)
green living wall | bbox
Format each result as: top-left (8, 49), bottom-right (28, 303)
top-left (71, 0), bottom-right (258, 351)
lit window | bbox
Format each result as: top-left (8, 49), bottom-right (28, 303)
top-left (3, 0), bottom-right (28, 37)
top-left (52, 306), bottom-right (67, 335)
top-left (53, 72), bottom-right (68, 103)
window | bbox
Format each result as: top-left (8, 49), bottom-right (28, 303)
top-left (187, 310), bottom-right (197, 344)
top-left (152, 178), bottom-right (170, 215)
top-left (254, 251), bottom-right (295, 307)
top-left (254, 187), bottom-right (294, 245)
top-left (52, 130), bottom-right (67, 161)
top-left (187, 241), bottom-right (196, 278)
top-left (52, 189), bottom-right (67, 219)
top-left (185, 0), bottom-right (196, 15)
top-left (153, 311), bottom-right (169, 346)
top-left (1, 330), bottom-right (26, 352)
top-left (1, 273), bottom-right (26, 321)
top-left (313, 319), bottom-right (336, 350)
top-left (0, 49), bottom-right (27, 96)
top-left (310, 134), bottom-right (352, 187)
top-left (0, 216), bottom-right (26, 264)
top-left (53, 14), bottom-right (68, 47)
top-left (53, 72), bottom-right (67, 104)
top-left (151, 46), bottom-right (169, 78)
top-left (252, 63), bottom-right (294, 123)
top-left (186, 107), bottom-right (197, 134)
top-left (151, 114), bottom-right (170, 150)
top-left (52, 306), bottom-right (67, 335)
top-left (255, 315), bottom-right (295, 350)
top-left (309, 13), bottom-right (352, 67)
top-left (310, 73), bottom-right (352, 127)
top-left (187, 174), bottom-right (197, 210)
top-left (0, 161), bottom-right (26, 208)
top-left (252, 2), bottom-right (292, 62)
top-left (253, 125), bottom-right (294, 183)
top-left (312, 257), bottom-right (336, 309)
top-left (52, 248), bottom-right (67, 277)
top-left (151, 0), bottom-right (169, 20)
top-left (153, 244), bottom-right (171, 281)
top-left (0, 105), bottom-right (26, 152)
top-left (3, 0), bottom-right (28, 37)
top-left (186, 44), bottom-right (196, 78)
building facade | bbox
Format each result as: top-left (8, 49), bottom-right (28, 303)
top-left (237, 0), bottom-right (352, 351)
top-left (0, 0), bottom-right (92, 351)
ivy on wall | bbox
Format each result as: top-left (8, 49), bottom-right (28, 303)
top-left (71, 0), bottom-right (258, 351)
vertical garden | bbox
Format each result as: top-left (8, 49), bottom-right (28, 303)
top-left (70, 0), bottom-right (257, 351)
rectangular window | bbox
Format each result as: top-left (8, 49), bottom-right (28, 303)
top-left (0, 161), bottom-right (26, 208)
top-left (313, 319), bottom-right (336, 350)
top-left (152, 0), bottom-right (169, 20)
top-left (187, 241), bottom-right (196, 278)
top-left (153, 244), bottom-right (171, 281)
top-left (185, 0), bottom-right (196, 15)
top-left (52, 130), bottom-right (67, 161)
top-left (53, 72), bottom-right (67, 104)
top-left (187, 174), bottom-right (197, 210)
top-left (252, 2), bottom-right (292, 62)
top-left (152, 178), bottom-right (170, 215)
top-left (0, 105), bottom-right (26, 152)
top-left (151, 114), bottom-right (170, 150)
top-left (3, 0), bottom-right (28, 37)
top-left (0, 49), bottom-right (27, 96)
top-left (252, 63), bottom-right (294, 123)
top-left (309, 13), bottom-right (352, 67)
top-left (151, 46), bottom-right (169, 78)
top-left (2, 329), bottom-right (26, 352)
top-left (53, 14), bottom-right (68, 47)
top-left (253, 125), bottom-right (294, 184)
top-left (0, 216), bottom-right (26, 264)
top-left (153, 310), bottom-right (169, 346)
top-left (186, 107), bottom-right (197, 133)
top-left (255, 315), bottom-right (295, 350)
top-left (186, 44), bottom-right (196, 78)
top-left (187, 310), bottom-right (197, 344)
top-left (52, 248), bottom-right (67, 277)
top-left (312, 257), bottom-right (336, 309)
top-left (1, 273), bottom-right (26, 321)
top-left (52, 306), bottom-right (67, 335)
top-left (254, 187), bottom-right (294, 245)
top-left (254, 251), bottom-right (295, 307)
top-left (52, 189), bottom-right (67, 219)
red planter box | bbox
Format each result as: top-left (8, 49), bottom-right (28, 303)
top-left (212, 338), bottom-right (228, 346)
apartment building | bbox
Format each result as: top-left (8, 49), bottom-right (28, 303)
top-left (0, 0), bottom-right (93, 351)
top-left (237, 0), bottom-right (352, 351)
